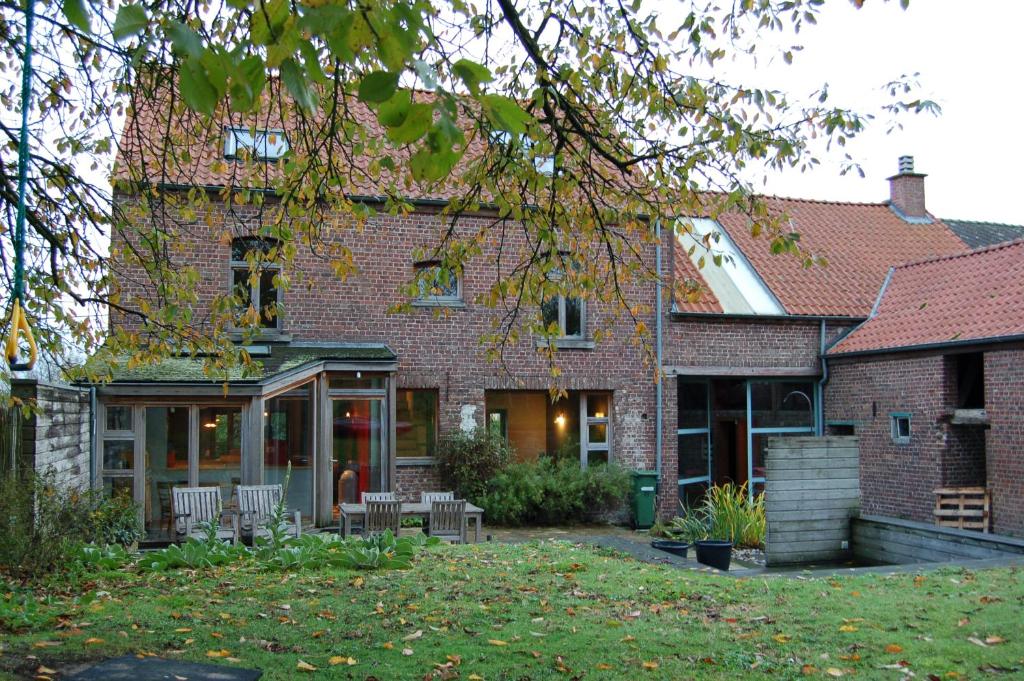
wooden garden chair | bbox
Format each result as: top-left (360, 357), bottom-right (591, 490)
top-left (421, 491), bottom-right (454, 503)
top-left (237, 484), bottom-right (302, 540)
top-left (364, 499), bottom-right (401, 538)
top-left (428, 499), bottom-right (467, 544)
top-left (171, 486), bottom-right (239, 544)
top-left (361, 491), bottom-right (395, 503)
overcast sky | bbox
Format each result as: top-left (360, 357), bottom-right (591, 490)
top-left (680, 0), bottom-right (1023, 225)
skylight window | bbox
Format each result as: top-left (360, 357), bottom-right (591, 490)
top-left (223, 127), bottom-right (289, 161)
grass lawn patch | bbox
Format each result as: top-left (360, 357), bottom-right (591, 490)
top-left (1, 541), bottom-right (1022, 679)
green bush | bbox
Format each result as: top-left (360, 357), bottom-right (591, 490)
top-left (0, 470), bottom-right (143, 577)
top-left (478, 457), bottom-right (630, 526)
top-left (668, 482), bottom-right (765, 548)
top-left (435, 427), bottom-right (512, 501)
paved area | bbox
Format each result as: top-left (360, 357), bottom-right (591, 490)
top-left (67, 656), bottom-right (261, 680)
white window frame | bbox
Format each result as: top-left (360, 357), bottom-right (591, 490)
top-left (579, 393), bottom-right (611, 468)
top-left (413, 261), bottom-right (462, 306)
top-left (230, 237), bottom-right (283, 331)
top-left (891, 413), bottom-right (912, 445)
top-left (223, 126), bottom-right (289, 161)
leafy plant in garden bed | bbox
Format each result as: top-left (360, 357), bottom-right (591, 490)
top-left (436, 427), bottom-right (512, 501)
top-left (668, 482), bottom-right (765, 549)
top-left (478, 457), bottom-right (630, 526)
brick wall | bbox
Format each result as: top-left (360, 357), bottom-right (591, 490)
top-left (112, 194), bottom-right (659, 506)
top-left (12, 380), bottom-right (91, 489)
top-left (825, 353), bottom-right (951, 523)
top-left (985, 348), bottom-right (1024, 536)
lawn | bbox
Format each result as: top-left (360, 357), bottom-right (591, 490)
top-left (1, 541), bottom-right (1022, 679)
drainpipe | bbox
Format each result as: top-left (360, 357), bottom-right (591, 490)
top-left (655, 219), bottom-right (664, 488)
top-left (817, 320), bottom-right (828, 436)
top-left (89, 386), bottom-right (97, 488)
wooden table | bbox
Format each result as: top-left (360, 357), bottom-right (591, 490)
top-left (338, 502), bottom-right (484, 543)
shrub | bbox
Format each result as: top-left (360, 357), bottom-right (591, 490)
top-left (0, 470), bottom-right (143, 577)
top-left (668, 482), bottom-right (765, 548)
top-left (478, 457), bottom-right (630, 526)
top-left (435, 427), bottom-right (512, 501)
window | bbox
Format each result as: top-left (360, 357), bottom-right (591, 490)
top-left (487, 409), bottom-right (508, 440)
top-left (414, 262), bottom-right (461, 304)
top-left (541, 294), bottom-right (584, 338)
top-left (891, 413), bottom-right (912, 444)
top-left (224, 127), bottom-right (289, 161)
top-left (396, 390), bottom-right (439, 459)
top-left (582, 393), bottom-right (610, 467)
top-left (230, 237), bottom-right (281, 329)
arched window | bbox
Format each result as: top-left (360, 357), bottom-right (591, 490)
top-left (230, 236), bottom-right (282, 330)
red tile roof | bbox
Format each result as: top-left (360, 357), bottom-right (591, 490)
top-left (716, 197), bottom-right (968, 317)
top-left (829, 239), bottom-right (1024, 355)
top-left (671, 240), bottom-right (722, 313)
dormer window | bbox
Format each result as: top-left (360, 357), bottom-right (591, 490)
top-left (223, 127), bottom-right (289, 161)
top-left (230, 237), bottom-right (281, 329)
top-left (414, 261), bottom-right (461, 305)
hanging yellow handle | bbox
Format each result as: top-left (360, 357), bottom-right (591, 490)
top-left (5, 299), bottom-right (37, 371)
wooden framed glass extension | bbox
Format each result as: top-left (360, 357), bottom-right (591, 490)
top-left (94, 366), bottom-right (398, 535)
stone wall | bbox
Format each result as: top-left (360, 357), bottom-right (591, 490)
top-left (764, 436), bottom-right (860, 566)
top-left (11, 379), bottom-right (91, 489)
top-left (985, 348), bottom-right (1024, 536)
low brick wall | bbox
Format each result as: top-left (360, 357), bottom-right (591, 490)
top-left (764, 436), bottom-right (860, 566)
top-left (852, 514), bottom-right (1024, 564)
top-left (11, 379), bottom-right (91, 489)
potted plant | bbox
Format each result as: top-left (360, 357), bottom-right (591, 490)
top-left (668, 483), bottom-right (763, 572)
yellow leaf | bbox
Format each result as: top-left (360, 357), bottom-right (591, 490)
top-left (773, 634), bottom-right (791, 643)
top-left (884, 644), bottom-right (903, 653)
top-left (487, 639), bottom-right (508, 646)
top-left (296, 660), bottom-right (317, 672)
top-left (985, 636), bottom-right (1006, 645)
top-left (206, 650), bottom-right (230, 658)
top-left (382, 641), bottom-right (394, 650)
top-left (174, 628), bottom-right (192, 633)
top-left (468, 676), bottom-right (483, 681)
top-left (826, 669), bottom-right (844, 677)
top-left (31, 641), bottom-right (61, 649)
top-left (595, 663), bottom-right (613, 670)
top-left (839, 625), bottom-right (858, 633)
top-left (642, 660), bottom-right (659, 670)
top-left (84, 638), bottom-right (104, 645)
top-left (350, 576), bottom-right (364, 588)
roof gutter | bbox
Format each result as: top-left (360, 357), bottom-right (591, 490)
top-left (671, 310), bottom-right (865, 323)
top-left (827, 333), bottom-right (1024, 360)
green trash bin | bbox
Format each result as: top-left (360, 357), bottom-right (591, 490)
top-left (631, 470), bottom-right (659, 529)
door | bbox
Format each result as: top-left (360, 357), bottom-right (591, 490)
top-left (331, 398), bottom-right (384, 506)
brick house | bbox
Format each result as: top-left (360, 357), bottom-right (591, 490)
top-left (95, 94), bottom-right (1022, 537)
top-left (826, 239), bottom-right (1024, 536)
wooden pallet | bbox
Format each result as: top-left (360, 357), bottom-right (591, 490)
top-left (934, 487), bottom-right (990, 533)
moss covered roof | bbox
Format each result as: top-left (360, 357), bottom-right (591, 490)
top-left (83, 343), bottom-right (396, 384)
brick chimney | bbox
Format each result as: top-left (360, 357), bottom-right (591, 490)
top-left (888, 155), bottom-right (928, 220)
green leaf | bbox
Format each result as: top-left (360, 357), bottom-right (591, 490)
top-left (452, 59), bottom-right (493, 95)
top-left (112, 4), bottom-right (148, 41)
top-left (377, 89), bottom-right (412, 128)
top-left (229, 55), bottom-right (267, 113)
top-left (179, 57), bottom-right (218, 116)
top-left (62, 0), bottom-right (90, 33)
top-left (299, 40), bottom-right (327, 85)
top-left (166, 21), bottom-right (203, 59)
top-left (410, 146), bottom-right (461, 182)
top-left (480, 94), bottom-right (532, 135)
top-left (385, 103), bottom-right (432, 144)
top-left (280, 58), bottom-right (317, 110)
top-left (358, 71), bottom-right (400, 103)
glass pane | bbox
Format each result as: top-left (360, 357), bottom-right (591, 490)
top-left (329, 375), bottom-right (385, 390)
top-left (144, 406), bottom-right (190, 534)
top-left (586, 394), bottom-right (609, 419)
top-left (103, 440), bottom-right (134, 470)
top-left (548, 393), bottom-right (580, 462)
top-left (587, 449), bottom-right (608, 466)
top-left (541, 297), bottom-right (559, 329)
top-left (232, 268), bottom-right (252, 309)
top-left (333, 399), bottom-right (383, 505)
top-left (678, 433), bottom-right (710, 481)
top-left (588, 423), bottom-right (607, 445)
top-left (105, 406), bottom-right (132, 432)
top-left (487, 410), bottom-right (508, 440)
top-left (750, 381), bottom-right (815, 429)
top-left (103, 476), bottom-right (133, 499)
top-left (232, 236), bottom-right (274, 260)
top-left (417, 265), bottom-right (458, 299)
top-left (678, 380), bottom-right (709, 429)
top-left (259, 269), bottom-right (278, 327)
top-left (678, 479), bottom-right (709, 511)
top-left (564, 297), bottom-right (582, 337)
top-left (265, 394), bottom-right (313, 518)
top-left (396, 390), bottom-right (438, 458)
top-left (198, 407), bottom-right (243, 505)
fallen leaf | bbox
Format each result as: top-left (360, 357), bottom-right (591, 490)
top-left (402, 648), bottom-right (414, 656)
top-left (801, 664), bottom-right (817, 675)
top-left (885, 644), bottom-right (904, 654)
top-left (596, 663), bottom-right (613, 670)
top-left (36, 667), bottom-right (58, 675)
top-left (984, 636), bottom-right (1006, 645)
top-left (296, 660), bottom-right (317, 672)
top-left (468, 675), bottom-right (483, 681)
top-left (403, 630), bottom-right (423, 641)
top-left (382, 641), bottom-right (394, 650)
top-left (826, 668), bottom-right (844, 677)
top-left (84, 638), bottom-right (104, 645)
top-left (206, 650), bottom-right (230, 658)
top-left (642, 660), bottom-right (659, 670)
top-left (968, 637), bottom-right (989, 648)
top-left (31, 641), bottom-right (61, 649)
top-left (839, 625), bottom-right (858, 633)
top-left (329, 655), bottom-right (357, 666)
top-left (487, 639), bottom-right (508, 646)
top-left (773, 634), bottom-right (791, 643)
top-left (173, 628), bottom-right (192, 634)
